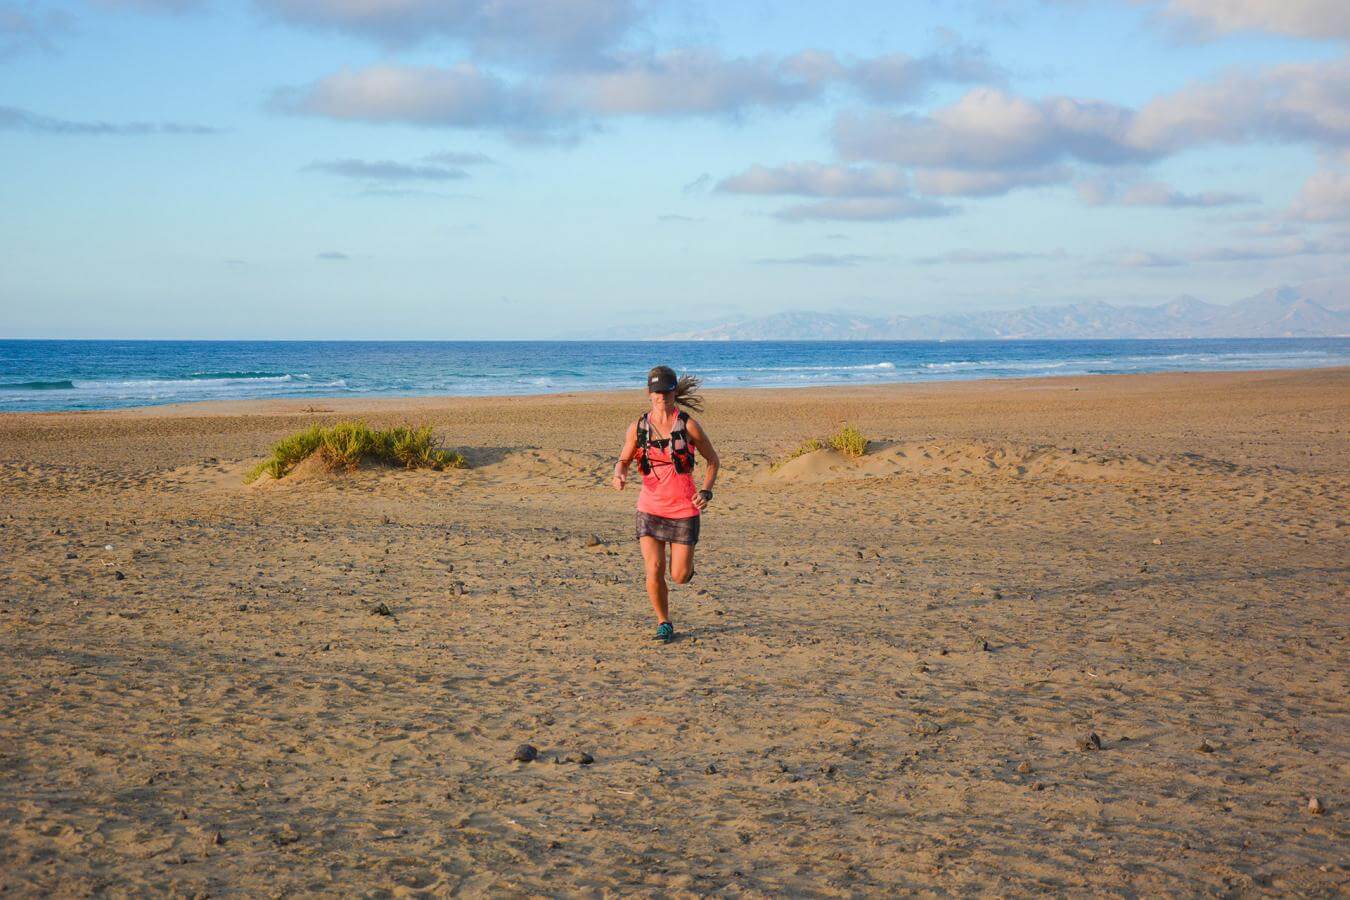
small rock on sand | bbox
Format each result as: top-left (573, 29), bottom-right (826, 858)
top-left (1198, 740), bottom-right (1216, 753)
top-left (913, 719), bottom-right (943, 737)
top-left (1077, 732), bottom-right (1103, 751)
top-left (1152, 537), bottom-right (1163, 545)
top-left (973, 638), bottom-right (990, 652)
top-left (1307, 796), bottom-right (1324, 815)
top-left (563, 751), bottom-right (594, 765)
top-left (271, 824), bottom-right (300, 846)
top-left (114, 571), bottom-right (125, 581)
top-left (372, 602), bottom-right (393, 617)
top-left (705, 763), bottom-right (718, 775)
top-left (513, 743), bottom-right (538, 763)
top-left (585, 534), bottom-right (603, 547)
top-left (1017, 760), bottom-right (1033, 774)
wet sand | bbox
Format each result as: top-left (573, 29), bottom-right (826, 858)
top-left (1, 368), bottom-right (1347, 896)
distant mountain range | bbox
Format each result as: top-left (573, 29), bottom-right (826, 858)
top-left (648, 280), bottom-right (1349, 341)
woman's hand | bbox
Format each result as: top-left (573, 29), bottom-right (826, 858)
top-left (612, 467), bottom-right (627, 491)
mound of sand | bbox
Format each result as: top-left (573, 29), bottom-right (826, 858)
top-left (762, 440), bottom-right (1256, 484)
top-left (245, 453), bottom-right (422, 489)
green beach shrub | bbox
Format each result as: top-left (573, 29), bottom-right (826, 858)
top-left (246, 421), bottom-right (465, 482)
top-left (828, 424), bottom-right (869, 459)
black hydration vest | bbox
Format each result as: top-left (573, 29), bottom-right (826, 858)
top-left (637, 411), bottom-right (695, 475)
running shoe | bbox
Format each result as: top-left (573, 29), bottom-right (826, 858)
top-left (655, 621), bottom-right (674, 643)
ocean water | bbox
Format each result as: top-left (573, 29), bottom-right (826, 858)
top-left (0, 338), bottom-right (1347, 412)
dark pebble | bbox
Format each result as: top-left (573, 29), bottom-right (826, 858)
top-left (513, 743), bottom-right (538, 763)
top-left (66, 552), bottom-right (78, 560)
top-left (114, 571), bottom-right (125, 581)
top-left (563, 751), bottom-right (594, 765)
top-left (372, 602), bottom-right (393, 617)
top-left (271, 824), bottom-right (300, 846)
top-left (1076, 732), bottom-right (1103, 751)
top-left (705, 763), bottom-right (718, 775)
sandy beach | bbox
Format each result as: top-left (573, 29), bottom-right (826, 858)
top-left (1, 367), bottom-right (1346, 896)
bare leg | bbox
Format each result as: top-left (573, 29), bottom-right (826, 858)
top-left (670, 542), bottom-right (695, 585)
top-left (640, 536), bottom-right (669, 623)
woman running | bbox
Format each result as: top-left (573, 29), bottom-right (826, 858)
top-left (612, 366), bottom-right (720, 643)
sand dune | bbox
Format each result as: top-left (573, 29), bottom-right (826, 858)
top-left (0, 369), bottom-right (1346, 896)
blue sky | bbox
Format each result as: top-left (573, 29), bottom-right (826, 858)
top-left (1, 0), bottom-right (1346, 338)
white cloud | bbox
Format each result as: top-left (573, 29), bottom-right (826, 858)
top-left (1138, 0), bottom-right (1350, 40)
top-left (559, 50), bottom-right (826, 117)
top-left (0, 3), bottom-right (72, 59)
top-left (256, 0), bottom-right (639, 62)
top-left (1129, 57), bottom-right (1350, 153)
top-left (1116, 250), bottom-right (1188, 267)
top-left (717, 163), bottom-right (910, 197)
top-left (1286, 152), bottom-right (1350, 221)
top-left (847, 42), bottom-right (1003, 103)
top-left (914, 165), bottom-right (1071, 196)
top-left (0, 104), bottom-right (218, 134)
top-left (774, 197), bottom-right (955, 222)
top-left (753, 253), bottom-right (880, 266)
top-left (303, 158), bottom-right (471, 181)
top-left (277, 41), bottom-right (1006, 137)
top-left (914, 249), bottom-right (1067, 265)
top-left (274, 64), bottom-right (559, 132)
top-left (1194, 234), bottom-right (1349, 260)
top-left (1116, 232), bottom-right (1349, 267)
top-left (90, 0), bottom-right (203, 11)
top-left (835, 56), bottom-right (1350, 172)
top-left (835, 89), bottom-right (1143, 169)
top-left (1078, 177), bottom-right (1256, 207)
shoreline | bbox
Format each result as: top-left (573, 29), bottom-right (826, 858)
top-left (3, 364), bottom-right (1347, 420)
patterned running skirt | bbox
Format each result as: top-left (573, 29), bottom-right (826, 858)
top-left (635, 510), bottom-right (700, 545)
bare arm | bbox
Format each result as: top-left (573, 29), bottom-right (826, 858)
top-left (613, 420), bottom-right (639, 491)
top-left (686, 417), bottom-right (719, 508)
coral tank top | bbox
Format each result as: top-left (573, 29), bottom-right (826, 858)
top-left (637, 430), bottom-right (700, 520)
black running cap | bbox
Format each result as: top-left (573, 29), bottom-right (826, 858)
top-left (647, 368), bottom-right (678, 392)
